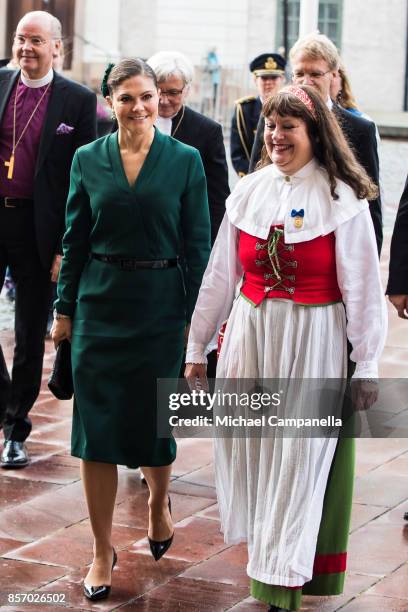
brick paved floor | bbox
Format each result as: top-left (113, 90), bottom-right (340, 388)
top-left (0, 231), bottom-right (407, 611)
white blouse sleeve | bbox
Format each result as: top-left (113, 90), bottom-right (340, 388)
top-left (186, 214), bottom-right (243, 364)
top-left (335, 208), bottom-right (387, 379)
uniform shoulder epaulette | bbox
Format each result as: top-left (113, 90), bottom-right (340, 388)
top-left (235, 95), bottom-right (256, 105)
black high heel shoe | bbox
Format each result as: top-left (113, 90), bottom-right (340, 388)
top-left (148, 496), bottom-right (174, 561)
top-left (83, 547), bottom-right (117, 601)
top-left (268, 606), bottom-right (290, 611)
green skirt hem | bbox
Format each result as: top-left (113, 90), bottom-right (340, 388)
top-left (71, 449), bottom-right (176, 468)
top-left (250, 579), bottom-right (302, 610)
top-left (250, 572), bottom-right (345, 609)
top-left (303, 571), bottom-right (345, 595)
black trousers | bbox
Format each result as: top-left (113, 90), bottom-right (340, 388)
top-left (0, 206), bottom-right (52, 442)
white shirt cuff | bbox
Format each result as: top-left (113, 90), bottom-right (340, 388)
top-left (352, 361), bottom-right (379, 380)
top-left (185, 343), bottom-right (208, 364)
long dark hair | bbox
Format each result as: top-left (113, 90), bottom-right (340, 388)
top-left (258, 85), bottom-right (378, 201)
top-left (337, 66), bottom-right (359, 110)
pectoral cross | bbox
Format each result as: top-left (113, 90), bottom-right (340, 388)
top-left (4, 154), bottom-right (14, 180)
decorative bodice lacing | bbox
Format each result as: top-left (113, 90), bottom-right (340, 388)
top-left (255, 227), bottom-right (297, 295)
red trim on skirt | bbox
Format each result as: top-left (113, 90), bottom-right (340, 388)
top-left (313, 552), bottom-right (347, 575)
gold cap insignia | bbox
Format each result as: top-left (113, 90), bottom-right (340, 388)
top-left (265, 57), bottom-right (278, 70)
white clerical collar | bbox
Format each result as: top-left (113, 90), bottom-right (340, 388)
top-left (156, 115), bottom-right (172, 136)
top-left (326, 96), bottom-right (333, 111)
top-left (20, 68), bottom-right (54, 88)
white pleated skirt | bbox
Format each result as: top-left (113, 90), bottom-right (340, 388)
top-left (215, 296), bottom-right (348, 587)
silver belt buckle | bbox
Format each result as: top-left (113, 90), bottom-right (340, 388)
top-left (4, 197), bottom-right (16, 208)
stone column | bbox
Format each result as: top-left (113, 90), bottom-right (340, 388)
top-left (71, 0), bottom-right (86, 82)
top-left (299, 0), bottom-right (319, 37)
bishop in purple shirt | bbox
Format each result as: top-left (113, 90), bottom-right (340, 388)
top-left (0, 10), bottom-right (96, 468)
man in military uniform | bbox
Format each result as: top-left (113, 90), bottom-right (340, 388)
top-left (230, 53), bottom-right (285, 176)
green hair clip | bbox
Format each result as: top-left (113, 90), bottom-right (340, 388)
top-left (101, 63), bottom-right (115, 97)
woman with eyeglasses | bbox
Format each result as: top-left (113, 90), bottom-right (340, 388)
top-left (185, 85), bottom-right (386, 611)
top-left (51, 58), bottom-right (210, 602)
top-left (147, 50), bottom-right (229, 246)
top-left (146, 50), bottom-right (229, 384)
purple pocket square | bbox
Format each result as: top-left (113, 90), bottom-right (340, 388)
top-left (56, 123), bottom-right (74, 135)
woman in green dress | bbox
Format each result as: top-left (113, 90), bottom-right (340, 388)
top-left (51, 59), bottom-right (211, 601)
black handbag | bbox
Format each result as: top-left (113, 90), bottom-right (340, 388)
top-left (48, 339), bottom-right (74, 400)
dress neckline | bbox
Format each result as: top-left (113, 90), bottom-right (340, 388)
top-left (108, 127), bottom-right (165, 194)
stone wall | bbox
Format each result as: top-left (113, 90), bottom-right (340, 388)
top-left (120, 0), bottom-right (158, 60)
top-left (341, 0), bottom-right (407, 113)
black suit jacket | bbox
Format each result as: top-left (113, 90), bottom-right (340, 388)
top-left (248, 115), bottom-right (265, 173)
top-left (387, 175), bottom-right (408, 294)
top-left (171, 105), bottom-right (229, 244)
top-left (0, 69), bottom-right (97, 269)
top-left (249, 106), bottom-right (383, 253)
top-left (230, 96), bottom-right (262, 176)
top-left (334, 106), bottom-right (382, 253)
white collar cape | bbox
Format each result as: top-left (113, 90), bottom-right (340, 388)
top-left (225, 158), bottom-right (368, 243)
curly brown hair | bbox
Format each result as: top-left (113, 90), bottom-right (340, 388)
top-left (337, 66), bottom-right (359, 110)
top-left (257, 85), bottom-right (378, 201)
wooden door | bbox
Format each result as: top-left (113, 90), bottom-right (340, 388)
top-left (6, 0), bottom-right (76, 69)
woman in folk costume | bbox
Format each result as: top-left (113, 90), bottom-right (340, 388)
top-left (185, 85), bottom-right (387, 611)
top-left (51, 59), bottom-right (210, 601)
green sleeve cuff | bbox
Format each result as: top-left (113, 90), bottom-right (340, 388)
top-left (53, 299), bottom-right (76, 318)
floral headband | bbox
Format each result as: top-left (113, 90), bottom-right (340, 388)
top-left (101, 63), bottom-right (115, 97)
top-left (285, 86), bottom-right (317, 120)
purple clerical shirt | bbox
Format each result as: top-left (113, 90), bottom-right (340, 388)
top-left (0, 79), bottom-right (51, 197)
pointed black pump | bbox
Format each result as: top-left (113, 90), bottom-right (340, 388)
top-left (148, 496), bottom-right (174, 561)
top-left (83, 548), bottom-right (117, 601)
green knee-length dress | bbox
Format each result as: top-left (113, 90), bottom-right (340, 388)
top-left (55, 130), bottom-right (211, 466)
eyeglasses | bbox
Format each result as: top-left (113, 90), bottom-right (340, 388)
top-left (13, 35), bottom-right (55, 47)
top-left (159, 87), bottom-right (185, 100)
top-left (292, 69), bottom-right (332, 81)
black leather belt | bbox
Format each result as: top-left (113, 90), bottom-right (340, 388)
top-left (1, 197), bottom-right (34, 208)
top-left (92, 253), bottom-right (178, 270)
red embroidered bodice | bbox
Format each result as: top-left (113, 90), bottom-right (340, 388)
top-left (239, 225), bottom-right (342, 306)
